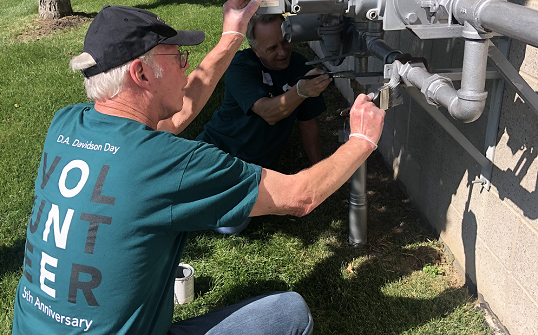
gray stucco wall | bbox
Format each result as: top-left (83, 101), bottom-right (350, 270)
top-left (309, 2), bottom-right (538, 333)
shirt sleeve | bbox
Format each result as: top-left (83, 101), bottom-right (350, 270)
top-left (171, 142), bottom-right (262, 231)
top-left (225, 53), bottom-right (270, 115)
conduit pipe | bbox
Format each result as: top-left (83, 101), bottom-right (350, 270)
top-left (398, 24), bottom-right (489, 122)
top-left (365, 21), bottom-right (403, 64)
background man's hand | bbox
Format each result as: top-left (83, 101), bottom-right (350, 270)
top-left (297, 68), bottom-right (332, 98)
top-left (222, 0), bottom-right (260, 34)
top-left (349, 94), bottom-right (385, 148)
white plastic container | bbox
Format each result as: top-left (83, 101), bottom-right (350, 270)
top-left (174, 263), bottom-right (194, 304)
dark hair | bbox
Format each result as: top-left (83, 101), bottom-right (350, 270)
top-left (246, 14), bottom-right (285, 48)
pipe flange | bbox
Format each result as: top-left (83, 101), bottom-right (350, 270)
top-left (421, 74), bottom-right (454, 106)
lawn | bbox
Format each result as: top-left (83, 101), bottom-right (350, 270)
top-left (0, 0), bottom-right (490, 334)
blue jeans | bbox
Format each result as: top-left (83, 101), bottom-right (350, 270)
top-left (214, 217), bottom-right (251, 235)
top-left (167, 291), bottom-right (313, 335)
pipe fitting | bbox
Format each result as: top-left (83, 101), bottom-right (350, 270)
top-left (420, 74), bottom-right (455, 106)
top-left (398, 61), bottom-right (428, 87)
top-left (454, 90), bottom-right (488, 122)
top-left (453, 98), bottom-right (487, 123)
top-left (452, 0), bottom-right (485, 31)
top-left (453, 0), bottom-right (538, 48)
top-left (398, 61), bottom-right (488, 123)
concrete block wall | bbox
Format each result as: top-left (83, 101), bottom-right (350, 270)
top-left (309, 1), bottom-right (538, 333)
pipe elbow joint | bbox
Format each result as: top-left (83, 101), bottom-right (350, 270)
top-left (451, 90), bottom-right (488, 123)
top-left (421, 75), bottom-right (487, 123)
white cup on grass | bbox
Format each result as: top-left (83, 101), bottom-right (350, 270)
top-left (174, 263), bottom-right (194, 304)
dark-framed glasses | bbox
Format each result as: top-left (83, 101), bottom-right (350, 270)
top-left (154, 49), bottom-right (190, 68)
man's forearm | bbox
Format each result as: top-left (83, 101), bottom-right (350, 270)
top-left (157, 0), bottom-right (261, 133)
top-left (250, 136), bottom-right (375, 217)
top-left (252, 71), bottom-right (331, 125)
top-left (157, 34), bottom-right (244, 134)
top-left (251, 84), bottom-right (306, 125)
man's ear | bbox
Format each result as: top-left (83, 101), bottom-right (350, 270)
top-left (129, 59), bottom-right (151, 89)
top-left (251, 45), bottom-right (261, 59)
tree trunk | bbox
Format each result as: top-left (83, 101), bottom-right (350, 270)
top-left (38, 0), bottom-right (73, 19)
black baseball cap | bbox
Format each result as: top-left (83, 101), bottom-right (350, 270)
top-left (81, 5), bottom-right (205, 78)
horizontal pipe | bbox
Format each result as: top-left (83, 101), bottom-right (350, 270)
top-left (367, 38), bottom-right (402, 64)
top-left (477, 1), bottom-right (538, 48)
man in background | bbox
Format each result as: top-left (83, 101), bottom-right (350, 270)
top-left (195, 14), bottom-right (332, 234)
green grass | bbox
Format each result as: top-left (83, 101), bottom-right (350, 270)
top-left (0, 1), bottom-right (490, 334)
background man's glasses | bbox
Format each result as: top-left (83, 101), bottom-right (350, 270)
top-left (154, 49), bottom-right (190, 68)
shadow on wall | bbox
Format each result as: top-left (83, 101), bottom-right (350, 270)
top-left (384, 32), bottom-right (537, 289)
top-left (495, 43), bottom-right (538, 220)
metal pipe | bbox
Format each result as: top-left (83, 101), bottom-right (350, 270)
top-left (477, 1), bottom-right (538, 48)
top-left (349, 164), bottom-right (368, 246)
top-left (455, 23), bottom-right (489, 122)
top-left (365, 21), bottom-right (403, 64)
top-left (348, 53), bottom-right (369, 247)
top-left (453, 0), bottom-right (538, 48)
top-left (398, 27), bottom-right (489, 125)
top-left (399, 62), bottom-right (460, 112)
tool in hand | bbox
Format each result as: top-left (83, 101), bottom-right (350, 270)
top-left (368, 62), bottom-right (404, 110)
top-left (369, 85), bottom-right (403, 110)
top-left (297, 71), bottom-right (356, 80)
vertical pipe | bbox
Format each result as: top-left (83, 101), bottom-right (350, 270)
top-left (349, 163), bottom-right (368, 246)
top-left (348, 44), bottom-right (369, 247)
top-left (455, 23), bottom-right (489, 122)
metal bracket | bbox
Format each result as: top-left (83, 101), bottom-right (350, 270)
top-left (487, 40), bottom-right (538, 117)
top-left (407, 24), bottom-right (464, 39)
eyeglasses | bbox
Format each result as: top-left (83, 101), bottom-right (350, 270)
top-left (154, 49), bottom-right (190, 68)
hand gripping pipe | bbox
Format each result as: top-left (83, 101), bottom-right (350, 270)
top-left (398, 23), bottom-right (489, 122)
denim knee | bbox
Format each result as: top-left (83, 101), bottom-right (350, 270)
top-left (278, 292), bottom-right (313, 335)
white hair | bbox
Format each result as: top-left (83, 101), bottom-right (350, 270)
top-left (70, 49), bottom-right (163, 102)
top-left (246, 14), bottom-right (285, 49)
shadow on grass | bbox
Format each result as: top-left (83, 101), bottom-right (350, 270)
top-left (0, 238), bottom-right (25, 279)
top-left (183, 149), bottom-right (476, 334)
top-left (294, 248), bottom-right (471, 335)
top-left (186, 245), bottom-right (472, 334)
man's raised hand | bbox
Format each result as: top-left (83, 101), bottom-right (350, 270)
top-left (222, 0), bottom-right (261, 35)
